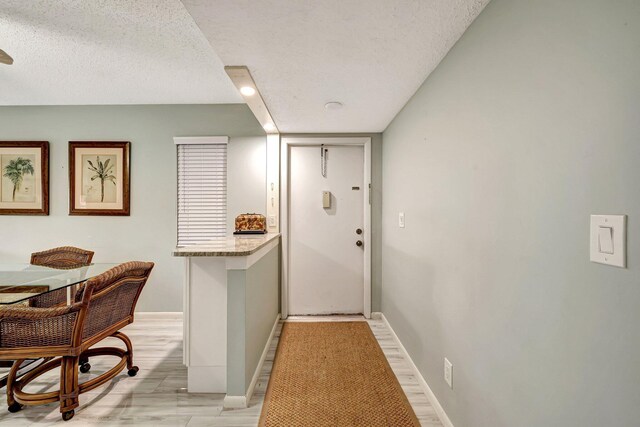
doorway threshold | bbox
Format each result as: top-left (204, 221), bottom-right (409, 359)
top-left (285, 315), bottom-right (366, 322)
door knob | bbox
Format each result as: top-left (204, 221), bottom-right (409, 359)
top-left (356, 228), bottom-right (363, 235)
top-left (356, 240), bottom-right (363, 247)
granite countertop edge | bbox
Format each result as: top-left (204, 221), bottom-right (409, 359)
top-left (172, 233), bottom-right (280, 257)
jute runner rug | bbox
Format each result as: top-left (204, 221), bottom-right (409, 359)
top-left (259, 321), bottom-right (420, 427)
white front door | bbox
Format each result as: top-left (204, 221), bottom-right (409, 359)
top-left (289, 145), bottom-right (365, 315)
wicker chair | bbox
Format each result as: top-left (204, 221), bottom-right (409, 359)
top-left (29, 246), bottom-right (95, 309)
top-left (0, 261), bottom-right (154, 421)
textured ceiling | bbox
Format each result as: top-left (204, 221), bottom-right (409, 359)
top-left (0, 0), bottom-right (242, 105)
top-left (182, 0), bottom-right (490, 132)
top-left (0, 0), bottom-right (489, 132)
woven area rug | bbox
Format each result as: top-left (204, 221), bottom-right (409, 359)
top-left (259, 321), bottom-right (420, 427)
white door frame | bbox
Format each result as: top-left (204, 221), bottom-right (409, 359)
top-left (281, 136), bottom-right (372, 319)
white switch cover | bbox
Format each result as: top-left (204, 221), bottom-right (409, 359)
top-left (399, 212), bottom-right (405, 228)
top-left (444, 358), bottom-right (453, 388)
top-left (322, 191), bottom-right (331, 209)
top-left (590, 215), bottom-right (626, 268)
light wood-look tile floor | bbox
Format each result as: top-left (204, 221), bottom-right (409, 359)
top-left (0, 314), bottom-right (443, 426)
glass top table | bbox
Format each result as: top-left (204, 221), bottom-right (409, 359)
top-left (0, 263), bottom-right (119, 305)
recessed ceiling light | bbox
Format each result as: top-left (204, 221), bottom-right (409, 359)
top-left (240, 86), bottom-right (256, 96)
top-left (324, 101), bottom-right (343, 110)
top-left (226, 66), bottom-right (278, 134)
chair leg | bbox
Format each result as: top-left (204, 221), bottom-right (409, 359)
top-left (112, 331), bottom-right (138, 376)
top-left (59, 356), bottom-right (79, 421)
top-left (6, 359), bottom-right (24, 413)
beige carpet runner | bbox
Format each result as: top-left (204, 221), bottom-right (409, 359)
top-left (259, 321), bottom-right (420, 427)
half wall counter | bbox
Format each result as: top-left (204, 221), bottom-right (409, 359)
top-left (173, 233), bottom-right (280, 408)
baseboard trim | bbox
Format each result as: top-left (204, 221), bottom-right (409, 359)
top-left (371, 311), bottom-right (383, 320)
top-left (224, 313), bottom-right (281, 409)
top-left (380, 313), bottom-right (454, 427)
top-left (223, 395), bottom-right (247, 409)
top-left (135, 311), bottom-right (182, 320)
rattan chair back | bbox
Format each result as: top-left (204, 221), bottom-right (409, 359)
top-left (0, 304), bottom-right (82, 350)
top-left (75, 261), bottom-right (153, 341)
top-left (29, 246), bottom-right (95, 308)
top-left (30, 246), bottom-right (94, 269)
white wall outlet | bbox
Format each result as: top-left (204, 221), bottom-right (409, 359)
top-left (399, 212), bottom-right (405, 228)
top-left (268, 215), bottom-right (277, 227)
top-left (444, 358), bottom-right (453, 388)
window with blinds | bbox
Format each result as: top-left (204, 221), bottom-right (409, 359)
top-left (175, 137), bottom-right (228, 246)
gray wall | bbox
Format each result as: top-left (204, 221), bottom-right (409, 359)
top-left (227, 244), bottom-right (279, 396)
top-left (0, 105), bottom-right (266, 312)
top-left (244, 246), bottom-right (279, 391)
top-left (381, 1), bottom-right (640, 426)
top-left (283, 133), bottom-right (383, 312)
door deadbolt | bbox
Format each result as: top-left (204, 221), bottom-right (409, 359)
top-left (356, 240), bottom-right (363, 247)
top-left (356, 228), bottom-right (363, 235)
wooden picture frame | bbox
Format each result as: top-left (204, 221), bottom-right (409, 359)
top-left (0, 141), bottom-right (49, 215)
top-left (69, 141), bottom-right (130, 216)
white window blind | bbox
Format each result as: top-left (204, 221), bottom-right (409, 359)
top-left (176, 137), bottom-right (228, 246)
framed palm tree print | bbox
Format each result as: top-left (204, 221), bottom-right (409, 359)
top-left (69, 141), bottom-right (130, 216)
top-left (0, 141), bottom-right (49, 215)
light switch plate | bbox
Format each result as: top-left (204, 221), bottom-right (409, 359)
top-left (399, 212), bottom-right (405, 228)
top-left (590, 215), bottom-right (626, 268)
top-left (322, 191), bottom-right (331, 209)
top-left (444, 358), bottom-right (453, 388)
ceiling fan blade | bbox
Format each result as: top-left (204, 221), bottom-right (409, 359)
top-left (0, 49), bottom-right (14, 65)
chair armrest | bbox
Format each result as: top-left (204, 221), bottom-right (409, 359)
top-left (0, 303), bottom-right (82, 320)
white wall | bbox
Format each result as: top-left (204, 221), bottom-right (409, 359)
top-left (0, 105), bottom-right (266, 312)
top-left (227, 137), bottom-right (266, 232)
top-left (382, 0), bottom-right (640, 426)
